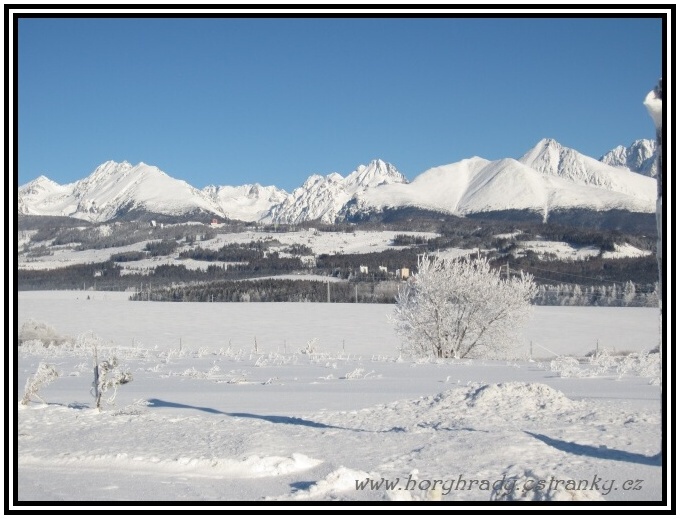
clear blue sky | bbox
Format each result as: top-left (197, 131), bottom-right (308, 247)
top-left (17, 15), bottom-right (663, 191)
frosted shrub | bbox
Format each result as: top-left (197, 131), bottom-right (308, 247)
top-left (616, 351), bottom-right (661, 382)
top-left (587, 349), bottom-right (619, 375)
top-left (550, 356), bottom-right (583, 378)
top-left (19, 319), bottom-right (71, 348)
top-left (18, 339), bottom-right (54, 356)
top-left (392, 256), bottom-right (536, 359)
top-left (224, 370), bottom-right (248, 384)
top-left (301, 338), bottom-right (319, 355)
top-left (179, 365), bottom-right (221, 379)
top-left (21, 363), bottom-right (59, 405)
top-left (91, 341), bottom-right (133, 410)
top-left (343, 368), bottom-right (365, 380)
top-left (343, 368), bottom-right (377, 380)
top-left (550, 351), bottom-right (660, 384)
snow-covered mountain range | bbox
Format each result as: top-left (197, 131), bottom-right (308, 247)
top-left (600, 139), bottom-right (658, 178)
top-left (18, 139), bottom-right (657, 224)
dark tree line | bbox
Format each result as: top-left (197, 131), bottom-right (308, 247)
top-left (110, 251), bottom-right (147, 262)
top-left (144, 239), bottom-right (179, 257)
top-left (492, 254), bottom-right (660, 287)
top-left (129, 277), bottom-right (657, 307)
top-left (131, 279), bottom-right (400, 304)
top-left (179, 242), bottom-right (266, 262)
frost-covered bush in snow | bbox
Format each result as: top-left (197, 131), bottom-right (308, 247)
top-left (92, 354), bottom-right (133, 410)
top-left (342, 367), bottom-right (377, 380)
top-left (18, 319), bottom-right (71, 348)
top-left (550, 350), bottom-right (660, 384)
top-left (616, 350), bottom-right (660, 382)
top-left (84, 334), bottom-right (133, 410)
top-left (392, 255), bottom-right (536, 359)
top-left (21, 362), bottom-right (59, 405)
top-left (300, 338), bottom-right (319, 355)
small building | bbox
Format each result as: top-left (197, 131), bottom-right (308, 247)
top-left (359, 265), bottom-right (369, 274)
top-left (397, 267), bottom-right (410, 280)
top-left (378, 266), bottom-right (388, 273)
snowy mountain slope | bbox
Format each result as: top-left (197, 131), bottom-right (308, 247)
top-left (18, 140), bottom-right (656, 225)
top-left (17, 159), bottom-right (407, 224)
top-left (202, 183), bottom-right (288, 222)
top-left (17, 161), bottom-right (222, 222)
top-left (344, 157), bottom-right (491, 216)
top-left (345, 142), bottom-right (655, 221)
top-left (16, 176), bottom-right (70, 215)
top-left (266, 159), bottom-right (408, 224)
top-left (600, 139), bottom-right (658, 178)
top-left (519, 139), bottom-right (654, 198)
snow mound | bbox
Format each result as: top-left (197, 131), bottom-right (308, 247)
top-left (490, 469), bottom-right (605, 501)
top-left (227, 453), bottom-right (322, 478)
top-left (331, 383), bottom-right (582, 433)
top-left (465, 382), bottom-right (578, 415)
top-left (20, 452), bottom-right (322, 479)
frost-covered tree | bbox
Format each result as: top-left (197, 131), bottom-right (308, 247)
top-left (392, 255), bottom-right (537, 359)
top-left (92, 345), bottom-right (133, 410)
top-left (623, 281), bottom-right (637, 306)
top-left (21, 363), bottom-right (59, 405)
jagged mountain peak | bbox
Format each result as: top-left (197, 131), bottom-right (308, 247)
top-left (536, 137), bottom-right (561, 148)
top-left (23, 174), bottom-right (60, 189)
top-left (89, 160), bottom-right (133, 176)
top-left (519, 138), bottom-right (576, 173)
top-left (346, 159), bottom-right (408, 189)
top-left (17, 175), bottom-right (65, 206)
top-left (32, 174), bottom-right (56, 184)
top-left (266, 160), bottom-right (409, 224)
top-left (600, 139), bottom-right (657, 177)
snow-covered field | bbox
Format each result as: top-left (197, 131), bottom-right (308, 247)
top-left (512, 240), bottom-right (652, 262)
top-left (13, 292), bottom-right (668, 508)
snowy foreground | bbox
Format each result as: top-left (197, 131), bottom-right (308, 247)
top-left (13, 292), bottom-right (667, 507)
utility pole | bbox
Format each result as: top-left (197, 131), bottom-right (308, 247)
top-left (327, 280), bottom-right (330, 303)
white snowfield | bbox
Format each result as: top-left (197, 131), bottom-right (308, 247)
top-left (13, 292), bottom-right (666, 507)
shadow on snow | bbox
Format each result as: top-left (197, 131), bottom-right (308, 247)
top-left (525, 431), bottom-right (662, 466)
top-left (147, 398), bottom-right (370, 432)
